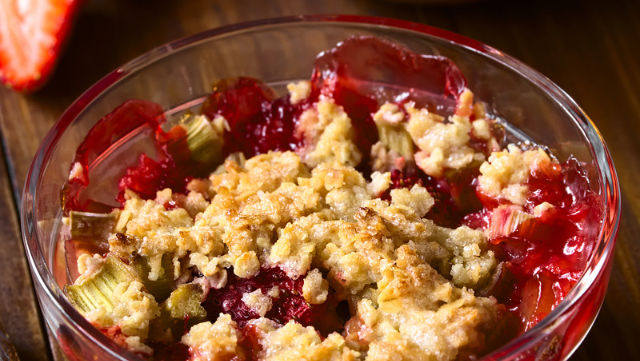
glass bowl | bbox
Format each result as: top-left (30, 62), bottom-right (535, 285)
top-left (20, 15), bottom-right (620, 361)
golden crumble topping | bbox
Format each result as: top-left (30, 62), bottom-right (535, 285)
top-left (242, 289), bottom-right (273, 317)
top-left (287, 81), bottom-right (312, 105)
top-left (182, 314), bottom-right (244, 361)
top-left (65, 90), bottom-right (537, 360)
top-left (350, 246), bottom-right (500, 361)
top-left (259, 321), bottom-right (360, 361)
top-left (97, 145), bottom-right (503, 359)
top-left (85, 280), bottom-right (160, 343)
top-left (302, 268), bottom-right (330, 304)
top-left (478, 144), bottom-right (555, 205)
top-left (296, 97), bottom-right (363, 168)
top-left (407, 102), bottom-right (485, 178)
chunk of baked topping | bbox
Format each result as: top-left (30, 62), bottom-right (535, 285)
top-left (346, 246), bottom-right (501, 361)
top-left (287, 81), bottom-right (312, 105)
top-left (258, 321), bottom-right (360, 361)
top-left (406, 102), bottom-right (485, 178)
top-left (302, 268), bottom-right (329, 304)
top-left (295, 97), bottom-right (363, 168)
top-left (182, 314), bottom-right (244, 361)
top-left (242, 289), bottom-right (273, 317)
top-left (478, 144), bottom-right (555, 205)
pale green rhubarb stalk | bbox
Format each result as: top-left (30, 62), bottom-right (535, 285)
top-left (373, 109), bottom-right (414, 169)
top-left (376, 122), bottom-right (414, 161)
top-left (65, 254), bottom-right (140, 314)
top-left (131, 254), bottom-right (175, 302)
top-left (183, 114), bottom-right (225, 167)
top-left (150, 284), bottom-right (207, 342)
top-left (69, 210), bottom-right (119, 242)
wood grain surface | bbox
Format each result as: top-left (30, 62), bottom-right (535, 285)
top-left (0, 0), bottom-right (638, 360)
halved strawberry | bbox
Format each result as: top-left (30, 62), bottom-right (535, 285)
top-left (0, 0), bottom-right (82, 91)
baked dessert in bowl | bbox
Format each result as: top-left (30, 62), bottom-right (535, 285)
top-left (21, 15), bottom-right (620, 361)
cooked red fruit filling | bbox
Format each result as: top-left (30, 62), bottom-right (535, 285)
top-left (201, 267), bottom-right (346, 336)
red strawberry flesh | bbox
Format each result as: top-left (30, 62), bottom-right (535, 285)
top-left (0, 0), bottom-right (82, 91)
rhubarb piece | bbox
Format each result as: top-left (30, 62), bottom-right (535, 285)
top-left (131, 255), bottom-right (175, 302)
top-left (185, 115), bottom-right (224, 165)
top-left (162, 284), bottom-right (207, 321)
top-left (65, 254), bottom-right (140, 314)
top-left (372, 103), bottom-right (414, 171)
top-left (168, 115), bottom-right (224, 168)
top-left (69, 210), bottom-right (119, 241)
top-left (376, 123), bottom-right (413, 162)
top-left (0, 0), bottom-right (83, 91)
top-left (154, 284), bottom-right (207, 341)
top-left (488, 205), bottom-right (535, 239)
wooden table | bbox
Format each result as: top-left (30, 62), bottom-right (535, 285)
top-left (0, 0), bottom-right (638, 360)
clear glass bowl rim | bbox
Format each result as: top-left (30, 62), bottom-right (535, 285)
top-left (20, 14), bottom-right (621, 361)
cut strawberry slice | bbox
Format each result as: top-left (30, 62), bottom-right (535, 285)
top-left (0, 0), bottom-right (82, 91)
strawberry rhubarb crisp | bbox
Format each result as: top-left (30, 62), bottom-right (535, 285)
top-left (60, 36), bottom-right (600, 361)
